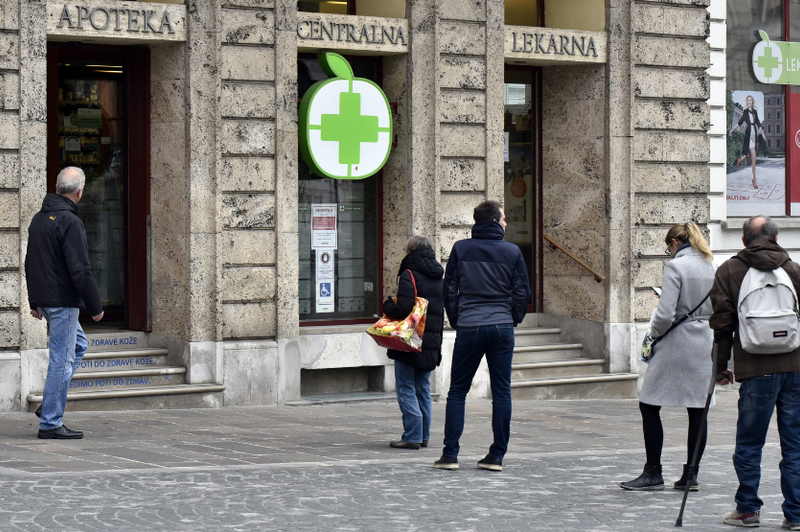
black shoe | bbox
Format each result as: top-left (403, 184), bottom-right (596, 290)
top-left (477, 454), bottom-right (503, 471)
top-left (433, 455), bottom-right (459, 470)
top-left (390, 440), bottom-right (421, 449)
top-left (673, 464), bottom-right (699, 491)
top-left (34, 404), bottom-right (42, 418)
top-left (421, 440), bottom-right (428, 448)
top-left (38, 425), bottom-right (83, 440)
top-left (620, 463), bottom-right (664, 490)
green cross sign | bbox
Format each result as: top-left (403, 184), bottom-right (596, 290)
top-left (756, 45), bottom-right (780, 80)
top-left (318, 92), bottom-right (379, 165)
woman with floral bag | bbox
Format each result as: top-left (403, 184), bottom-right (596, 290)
top-left (383, 236), bottom-right (444, 450)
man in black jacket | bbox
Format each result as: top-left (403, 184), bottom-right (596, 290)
top-left (26, 167), bottom-right (103, 440)
top-left (434, 200), bottom-right (531, 471)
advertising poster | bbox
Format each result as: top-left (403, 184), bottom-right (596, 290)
top-left (726, 90), bottom-right (786, 216)
top-left (311, 203), bottom-right (337, 249)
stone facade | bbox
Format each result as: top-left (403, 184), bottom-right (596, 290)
top-left (0, 0), bottom-right (716, 411)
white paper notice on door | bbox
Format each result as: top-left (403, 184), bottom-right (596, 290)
top-left (316, 249), bottom-right (334, 281)
top-left (311, 203), bottom-right (337, 249)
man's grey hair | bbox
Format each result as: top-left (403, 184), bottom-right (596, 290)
top-left (405, 235), bottom-right (432, 254)
top-left (743, 215), bottom-right (779, 245)
top-left (56, 166), bottom-right (86, 195)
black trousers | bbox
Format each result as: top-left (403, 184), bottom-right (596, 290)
top-left (639, 401), bottom-right (707, 466)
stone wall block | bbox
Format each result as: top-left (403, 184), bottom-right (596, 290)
top-left (635, 100), bottom-right (709, 131)
top-left (633, 163), bottom-right (710, 193)
top-left (151, 122), bottom-right (186, 179)
top-left (0, 232), bottom-right (19, 268)
top-left (439, 192), bottom-right (486, 226)
top-left (0, 153), bottom-right (19, 188)
top-left (0, 192), bottom-right (19, 229)
top-left (222, 302), bottom-right (277, 338)
top-left (221, 8), bottom-right (274, 45)
top-left (2, 72), bottom-right (19, 110)
top-left (221, 193), bottom-right (276, 228)
top-left (221, 266), bottom-right (276, 302)
top-left (634, 35), bottom-right (709, 68)
top-left (0, 33), bottom-right (18, 70)
top-left (543, 275), bottom-right (605, 322)
top-left (151, 80), bottom-right (185, 123)
top-left (221, 229), bottom-right (276, 265)
top-left (634, 4), bottom-right (709, 37)
top-left (439, 90), bottom-right (486, 124)
top-left (220, 120), bottom-right (275, 155)
top-left (543, 65), bottom-right (605, 102)
top-left (150, 43), bottom-right (186, 82)
top-left (0, 311), bottom-right (19, 347)
top-left (439, 57), bottom-right (486, 90)
top-left (542, 229), bottom-right (605, 278)
top-left (440, 0), bottom-right (486, 22)
top-left (633, 195), bottom-right (710, 227)
top-left (543, 99), bottom-right (604, 135)
top-left (632, 258), bottom-right (669, 287)
top-left (0, 112), bottom-right (19, 149)
top-left (634, 68), bottom-right (708, 99)
top-left (0, 271), bottom-right (19, 308)
top-left (633, 289), bottom-right (659, 321)
top-left (439, 226), bottom-right (471, 262)
top-left (220, 45), bottom-right (275, 81)
top-left (440, 158), bottom-right (486, 191)
top-left (220, 156), bottom-right (276, 192)
top-left (220, 82), bottom-right (275, 119)
top-left (224, 0), bottom-right (276, 7)
top-left (440, 124), bottom-right (486, 157)
top-left (634, 132), bottom-right (709, 162)
top-left (0, 2), bottom-right (19, 30)
top-left (438, 21), bottom-right (486, 55)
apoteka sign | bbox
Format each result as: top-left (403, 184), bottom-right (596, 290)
top-left (299, 53), bottom-right (392, 180)
top-left (751, 30), bottom-right (800, 85)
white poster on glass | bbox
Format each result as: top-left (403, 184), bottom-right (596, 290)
top-left (311, 203), bottom-right (337, 249)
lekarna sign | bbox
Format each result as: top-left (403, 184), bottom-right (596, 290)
top-left (752, 30), bottom-right (800, 85)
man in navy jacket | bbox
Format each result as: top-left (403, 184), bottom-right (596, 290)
top-left (434, 200), bottom-right (531, 471)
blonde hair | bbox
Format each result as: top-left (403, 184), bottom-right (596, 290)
top-left (665, 222), bottom-right (713, 262)
top-left (745, 95), bottom-right (758, 111)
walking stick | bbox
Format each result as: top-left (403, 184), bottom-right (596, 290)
top-left (675, 342), bottom-right (719, 527)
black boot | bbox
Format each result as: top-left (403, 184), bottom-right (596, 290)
top-left (620, 463), bottom-right (664, 490)
top-left (673, 464), bottom-right (699, 491)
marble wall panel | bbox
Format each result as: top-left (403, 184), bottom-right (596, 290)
top-left (220, 9), bottom-right (274, 45)
top-left (542, 99), bottom-right (604, 136)
top-left (438, 21), bottom-right (486, 55)
top-left (635, 100), bottom-right (709, 131)
top-left (0, 2), bottom-right (19, 30)
top-left (439, 226), bottom-right (471, 262)
top-left (0, 311), bottom-right (19, 346)
top-left (633, 163), bottom-right (709, 193)
top-left (0, 153), bottom-right (19, 189)
top-left (634, 68), bottom-right (709, 99)
top-left (542, 136), bottom-right (604, 183)
top-left (220, 266), bottom-right (276, 302)
top-left (634, 194), bottom-right (710, 226)
top-left (440, 158), bottom-right (486, 191)
top-left (542, 229), bottom-right (605, 278)
top-left (150, 79), bottom-right (185, 123)
top-left (542, 275), bottom-right (605, 322)
top-left (220, 193), bottom-right (276, 228)
top-left (0, 232), bottom-right (19, 268)
top-left (219, 120), bottom-right (275, 155)
top-left (439, 192), bottom-right (486, 226)
top-left (0, 192), bottom-right (18, 229)
top-left (0, 271), bottom-right (19, 308)
top-left (543, 180), bottom-right (605, 234)
top-left (634, 132), bottom-right (710, 163)
top-left (0, 33), bottom-right (18, 70)
top-left (0, 354), bottom-right (21, 411)
top-left (634, 289), bottom-right (660, 321)
top-left (150, 43), bottom-right (185, 82)
top-left (2, 72), bottom-right (18, 110)
top-left (542, 65), bottom-right (605, 102)
top-left (439, 57), bottom-right (486, 90)
top-left (220, 156), bottom-right (275, 192)
top-left (632, 258), bottom-right (670, 287)
top-left (440, 0), bottom-right (486, 22)
top-left (223, 342), bottom-right (279, 405)
top-left (222, 302), bottom-right (277, 338)
top-left (0, 112), bottom-right (19, 149)
top-left (631, 227), bottom-right (673, 257)
top-left (220, 45), bottom-right (275, 81)
top-left (439, 90), bottom-right (486, 124)
top-left (634, 35), bottom-right (709, 68)
top-left (220, 82), bottom-right (275, 119)
top-left (633, 3), bottom-right (709, 37)
top-left (440, 124), bottom-right (486, 157)
top-left (151, 122), bottom-right (186, 179)
top-left (221, 229), bottom-right (276, 265)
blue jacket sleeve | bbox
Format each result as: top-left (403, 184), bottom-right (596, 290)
top-left (443, 247), bottom-right (460, 327)
top-left (511, 250), bottom-right (531, 326)
top-left (383, 270), bottom-right (416, 320)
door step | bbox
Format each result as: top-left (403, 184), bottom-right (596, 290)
top-left (511, 358), bottom-right (605, 380)
top-left (286, 391), bottom-right (441, 406)
top-left (510, 373), bottom-right (639, 400)
top-left (27, 384), bottom-right (226, 411)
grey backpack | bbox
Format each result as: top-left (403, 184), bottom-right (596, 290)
top-left (737, 263), bottom-right (800, 354)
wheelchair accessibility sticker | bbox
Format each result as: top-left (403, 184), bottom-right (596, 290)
top-left (317, 281), bottom-right (334, 313)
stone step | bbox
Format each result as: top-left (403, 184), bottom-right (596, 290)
top-left (286, 392), bottom-right (441, 406)
top-left (77, 348), bottom-right (169, 371)
top-left (513, 327), bottom-right (562, 347)
top-left (68, 366), bottom-right (186, 391)
top-left (27, 383), bottom-right (226, 412)
top-left (510, 373), bottom-right (639, 400)
top-left (511, 359), bottom-right (605, 380)
top-left (513, 343), bottom-right (584, 363)
top-left (84, 331), bottom-right (149, 352)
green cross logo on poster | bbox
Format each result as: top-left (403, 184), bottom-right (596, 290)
top-left (750, 30), bottom-right (800, 85)
top-left (299, 53), bottom-right (393, 180)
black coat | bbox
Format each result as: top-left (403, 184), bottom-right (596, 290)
top-left (25, 193), bottom-right (103, 315)
top-left (737, 109), bottom-right (763, 156)
top-left (383, 247), bottom-right (444, 371)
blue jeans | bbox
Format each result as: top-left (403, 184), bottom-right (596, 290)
top-left (394, 360), bottom-right (431, 443)
top-left (733, 372), bottom-right (800, 523)
top-left (443, 323), bottom-right (515, 459)
top-left (39, 307), bottom-right (87, 430)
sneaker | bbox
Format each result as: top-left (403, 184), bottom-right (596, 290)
top-left (723, 509), bottom-right (760, 527)
top-left (783, 518), bottom-right (800, 530)
top-left (433, 455), bottom-right (459, 470)
top-left (389, 440), bottom-right (421, 450)
top-left (477, 455), bottom-right (502, 471)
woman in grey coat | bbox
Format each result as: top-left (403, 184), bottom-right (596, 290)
top-left (621, 222), bottom-right (716, 491)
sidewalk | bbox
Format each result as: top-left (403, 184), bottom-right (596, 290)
top-left (0, 385), bottom-right (788, 531)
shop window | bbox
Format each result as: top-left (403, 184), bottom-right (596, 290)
top-left (506, 0), bottom-right (540, 26)
top-left (298, 0), bottom-right (349, 14)
top-left (298, 0), bottom-right (405, 17)
top-left (297, 56), bottom-right (383, 323)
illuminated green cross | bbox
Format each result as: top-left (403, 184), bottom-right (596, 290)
top-left (320, 91), bottom-right (379, 165)
top-left (757, 46), bottom-right (780, 79)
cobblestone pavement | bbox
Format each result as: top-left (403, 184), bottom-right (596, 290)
top-left (0, 386), bottom-right (791, 531)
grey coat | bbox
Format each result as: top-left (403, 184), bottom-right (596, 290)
top-left (639, 246), bottom-right (716, 408)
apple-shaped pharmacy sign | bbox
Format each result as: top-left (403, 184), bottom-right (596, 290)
top-left (299, 53), bottom-right (392, 180)
top-left (752, 31), bottom-right (783, 84)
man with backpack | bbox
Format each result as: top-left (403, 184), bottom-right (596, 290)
top-left (709, 215), bottom-right (800, 529)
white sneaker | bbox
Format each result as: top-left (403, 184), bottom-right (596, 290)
top-left (783, 518), bottom-right (800, 531)
top-left (723, 509), bottom-right (760, 527)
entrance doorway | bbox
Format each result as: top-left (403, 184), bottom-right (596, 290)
top-left (504, 67), bottom-right (543, 311)
top-left (47, 43), bottom-right (151, 330)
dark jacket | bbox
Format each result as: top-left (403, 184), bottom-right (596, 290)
top-left (443, 220), bottom-right (531, 328)
top-left (383, 247), bottom-right (445, 371)
top-left (709, 235), bottom-right (800, 381)
top-left (737, 109), bottom-right (764, 156)
top-left (25, 193), bottom-right (103, 315)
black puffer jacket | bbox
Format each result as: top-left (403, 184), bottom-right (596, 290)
top-left (25, 193), bottom-right (103, 315)
top-left (383, 247), bottom-right (445, 371)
